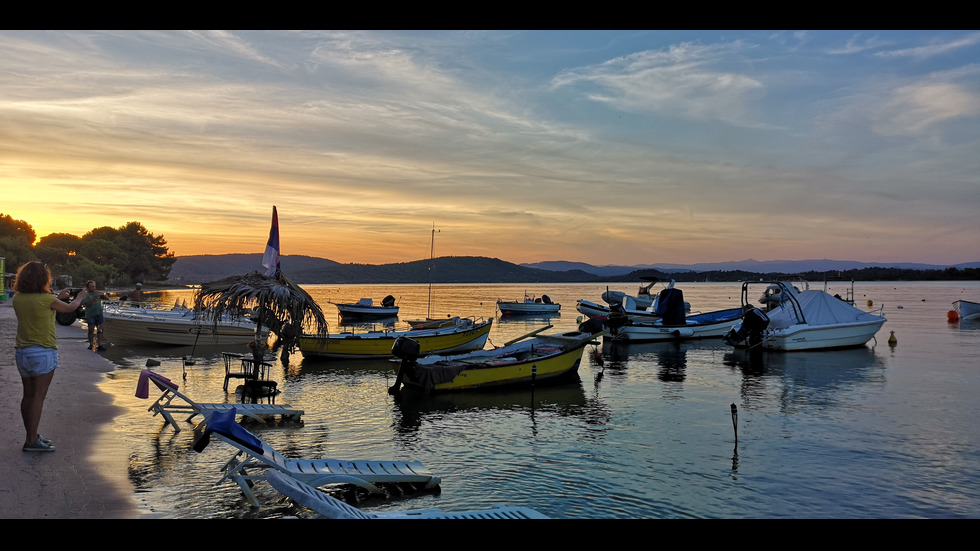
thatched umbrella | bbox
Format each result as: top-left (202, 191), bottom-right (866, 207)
top-left (195, 270), bottom-right (328, 363)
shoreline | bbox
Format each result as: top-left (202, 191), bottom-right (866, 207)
top-left (0, 300), bottom-right (140, 518)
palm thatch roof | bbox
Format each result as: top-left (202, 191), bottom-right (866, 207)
top-left (194, 270), bottom-right (329, 348)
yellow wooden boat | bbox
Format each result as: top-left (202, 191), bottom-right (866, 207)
top-left (388, 328), bottom-right (605, 394)
top-left (298, 317), bottom-right (492, 360)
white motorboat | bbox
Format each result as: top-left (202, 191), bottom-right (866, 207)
top-left (102, 302), bottom-right (264, 346)
top-left (576, 295), bottom-right (659, 321)
top-left (597, 287), bottom-right (741, 342)
top-left (597, 279), bottom-right (690, 315)
top-left (602, 307), bottom-right (743, 342)
top-left (575, 278), bottom-right (691, 321)
top-left (332, 295), bottom-right (399, 319)
top-left (497, 294), bottom-right (561, 316)
top-left (953, 300), bottom-right (980, 321)
top-left (724, 281), bottom-right (887, 351)
top-left (601, 276), bottom-right (661, 309)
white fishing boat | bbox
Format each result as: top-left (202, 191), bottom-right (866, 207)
top-left (602, 307), bottom-right (744, 342)
top-left (102, 302), bottom-right (263, 346)
top-left (497, 294), bottom-right (561, 316)
top-left (332, 295), bottom-right (399, 319)
top-left (724, 281), bottom-right (887, 351)
top-left (953, 300), bottom-right (980, 321)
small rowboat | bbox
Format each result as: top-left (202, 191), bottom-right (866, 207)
top-left (388, 326), bottom-right (604, 393)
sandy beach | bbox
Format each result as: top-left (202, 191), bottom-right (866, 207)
top-left (0, 299), bottom-right (139, 518)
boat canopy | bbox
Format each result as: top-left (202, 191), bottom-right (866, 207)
top-left (767, 290), bottom-right (884, 330)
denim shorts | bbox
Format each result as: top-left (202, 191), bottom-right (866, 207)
top-left (15, 345), bottom-right (60, 378)
top-left (86, 314), bottom-right (105, 328)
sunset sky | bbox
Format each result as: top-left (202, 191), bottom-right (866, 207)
top-left (2, 30), bottom-right (978, 267)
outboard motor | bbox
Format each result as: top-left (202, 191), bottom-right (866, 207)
top-left (578, 317), bottom-right (605, 335)
top-left (382, 295), bottom-right (396, 308)
top-left (388, 337), bottom-right (421, 396)
top-left (724, 307), bottom-right (770, 347)
top-left (655, 288), bottom-right (686, 326)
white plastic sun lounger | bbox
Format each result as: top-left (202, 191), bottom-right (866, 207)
top-left (193, 408), bottom-right (441, 507)
top-left (136, 369), bottom-right (304, 432)
top-left (266, 470), bottom-right (549, 519)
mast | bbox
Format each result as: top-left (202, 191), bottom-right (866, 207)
top-left (426, 223), bottom-right (438, 319)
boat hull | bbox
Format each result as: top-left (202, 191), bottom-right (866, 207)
top-left (497, 302), bottom-right (561, 316)
top-left (575, 299), bottom-right (658, 321)
top-left (298, 319), bottom-right (493, 359)
top-left (336, 305), bottom-right (400, 318)
top-left (954, 300), bottom-right (980, 321)
top-left (761, 320), bottom-right (886, 351)
top-left (399, 331), bottom-right (597, 392)
top-left (103, 313), bottom-right (261, 346)
top-left (605, 308), bottom-right (743, 343)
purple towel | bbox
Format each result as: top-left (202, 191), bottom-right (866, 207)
top-left (135, 369), bottom-right (177, 399)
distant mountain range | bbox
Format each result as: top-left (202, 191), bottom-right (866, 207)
top-left (167, 254), bottom-right (979, 285)
top-left (521, 259), bottom-right (980, 277)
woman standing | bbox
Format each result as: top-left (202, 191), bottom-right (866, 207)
top-left (12, 261), bottom-right (87, 452)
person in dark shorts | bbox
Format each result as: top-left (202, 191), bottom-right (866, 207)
top-left (81, 280), bottom-right (106, 351)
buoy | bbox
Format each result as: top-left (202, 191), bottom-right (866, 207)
top-left (888, 331), bottom-right (897, 345)
top-left (867, 300), bottom-right (873, 307)
top-left (947, 310), bottom-right (960, 322)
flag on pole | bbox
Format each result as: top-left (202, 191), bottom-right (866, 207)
top-left (262, 206), bottom-right (281, 278)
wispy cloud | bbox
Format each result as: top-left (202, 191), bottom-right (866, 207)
top-left (550, 41), bottom-right (769, 127)
top-left (875, 32), bottom-right (980, 60)
top-left (1, 30), bottom-right (978, 265)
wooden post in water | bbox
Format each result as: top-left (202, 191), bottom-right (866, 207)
top-left (730, 403), bottom-right (738, 444)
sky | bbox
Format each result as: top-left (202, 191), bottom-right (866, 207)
top-left (2, 30), bottom-right (978, 267)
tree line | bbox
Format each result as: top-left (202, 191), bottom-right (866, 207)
top-left (1, 213), bottom-right (175, 288)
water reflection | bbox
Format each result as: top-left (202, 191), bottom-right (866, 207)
top-left (723, 345), bottom-right (887, 412)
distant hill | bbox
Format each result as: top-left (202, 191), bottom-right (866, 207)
top-left (167, 254), bottom-right (980, 285)
top-left (168, 254), bottom-right (341, 283)
top-left (168, 254), bottom-right (599, 285)
top-left (522, 259), bottom-right (980, 277)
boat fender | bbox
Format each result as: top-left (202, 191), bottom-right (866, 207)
top-left (672, 328), bottom-right (694, 338)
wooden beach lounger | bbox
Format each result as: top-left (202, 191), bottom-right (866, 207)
top-left (265, 470), bottom-right (548, 519)
top-left (193, 408), bottom-right (441, 507)
top-left (136, 369), bottom-right (304, 432)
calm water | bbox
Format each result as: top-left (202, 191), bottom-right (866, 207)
top-left (94, 281), bottom-right (980, 518)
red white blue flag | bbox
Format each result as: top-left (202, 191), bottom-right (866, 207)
top-left (262, 206), bottom-right (281, 278)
